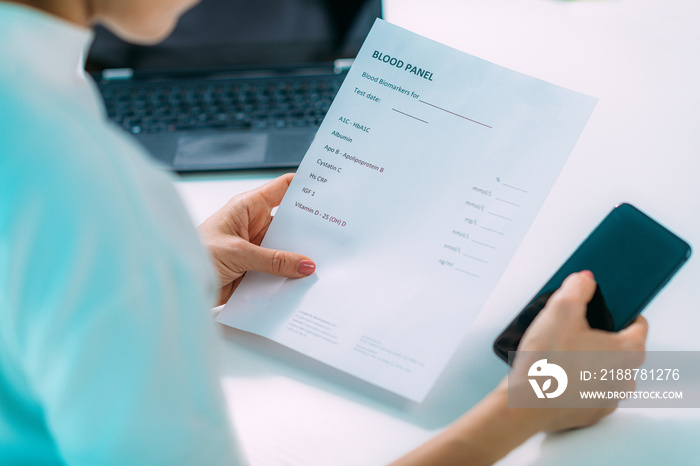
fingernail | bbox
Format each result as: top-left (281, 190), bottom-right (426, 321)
top-left (580, 270), bottom-right (594, 279)
top-left (298, 260), bottom-right (316, 275)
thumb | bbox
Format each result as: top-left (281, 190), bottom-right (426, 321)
top-left (547, 270), bottom-right (597, 318)
top-left (239, 242), bottom-right (316, 278)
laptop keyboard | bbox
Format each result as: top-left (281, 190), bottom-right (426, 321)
top-left (99, 74), bottom-right (344, 135)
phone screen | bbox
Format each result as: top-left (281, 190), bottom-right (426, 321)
top-left (493, 203), bottom-right (691, 364)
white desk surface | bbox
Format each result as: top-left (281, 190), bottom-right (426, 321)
top-left (175, 1), bottom-right (700, 464)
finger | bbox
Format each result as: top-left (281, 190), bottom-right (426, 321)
top-left (249, 222), bottom-right (271, 246)
top-left (616, 315), bottom-right (649, 352)
top-left (547, 271), bottom-right (598, 318)
top-left (238, 242), bottom-right (316, 278)
top-left (256, 173), bottom-right (295, 209)
top-left (619, 315), bottom-right (649, 338)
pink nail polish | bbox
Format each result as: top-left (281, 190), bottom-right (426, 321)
top-left (580, 270), bottom-right (594, 279)
top-left (298, 260), bottom-right (316, 275)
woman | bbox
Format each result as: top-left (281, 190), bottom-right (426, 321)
top-left (0, 1), bottom-right (647, 464)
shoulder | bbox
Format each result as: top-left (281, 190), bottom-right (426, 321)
top-left (0, 77), bottom-right (216, 313)
top-left (0, 90), bottom-right (237, 462)
top-left (0, 76), bottom-right (125, 212)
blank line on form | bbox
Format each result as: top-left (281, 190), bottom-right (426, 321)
top-left (418, 100), bottom-right (492, 128)
top-left (391, 108), bottom-right (429, 124)
top-left (503, 183), bottom-right (529, 193)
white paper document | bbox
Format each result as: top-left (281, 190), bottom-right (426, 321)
top-left (217, 19), bottom-right (596, 402)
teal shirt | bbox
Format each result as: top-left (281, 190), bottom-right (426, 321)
top-left (0, 4), bottom-right (243, 464)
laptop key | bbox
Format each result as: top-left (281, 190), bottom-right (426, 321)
top-left (101, 74), bottom-right (343, 135)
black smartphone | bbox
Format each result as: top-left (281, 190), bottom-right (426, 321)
top-left (493, 203), bottom-right (692, 365)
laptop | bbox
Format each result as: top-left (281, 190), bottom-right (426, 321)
top-left (86, 0), bottom-right (382, 172)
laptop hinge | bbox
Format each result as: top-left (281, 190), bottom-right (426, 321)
top-left (102, 68), bottom-right (134, 81)
top-left (333, 59), bottom-right (354, 74)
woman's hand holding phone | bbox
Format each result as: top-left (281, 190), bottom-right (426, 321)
top-left (510, 271), bottom-right (648, 433)
top-left (393, 271), bottom-right (649, 466)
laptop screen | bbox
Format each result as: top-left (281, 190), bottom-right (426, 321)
top-left (86, 0), bottom-right (382, 73)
